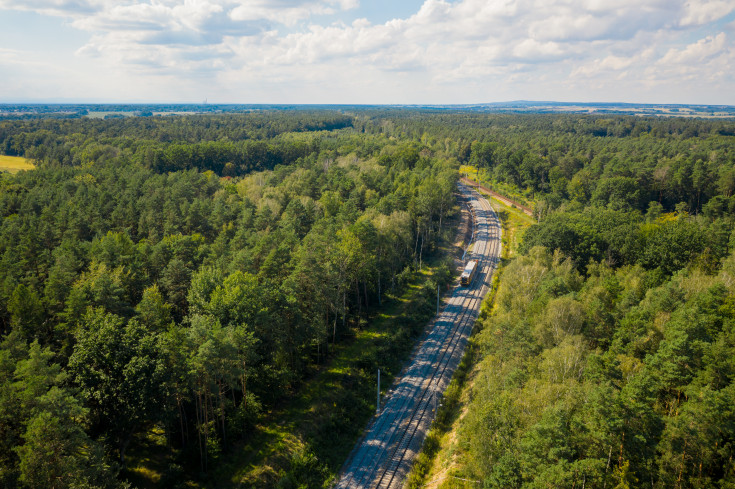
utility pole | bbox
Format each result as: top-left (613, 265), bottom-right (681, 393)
top-left (376, 368), bottom-right (380, 414)
top-left (437, 284), bottom-right (440, 315)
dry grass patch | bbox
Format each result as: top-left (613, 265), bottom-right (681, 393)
top-left (0, 155), bottom-right (35, 173)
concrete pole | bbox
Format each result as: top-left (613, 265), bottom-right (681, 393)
top-left (437, 284), bottom-right (440, 315)
top-left (376, 368), bottom-right (380, 414)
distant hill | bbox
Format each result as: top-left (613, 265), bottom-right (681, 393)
top-left (1, 101), bottom-right (734, 118)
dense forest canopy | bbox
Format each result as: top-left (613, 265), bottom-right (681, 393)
top-left (452, 245), bottom-right (735, 488)
top-left (1, 109), bottom-right (735, 488)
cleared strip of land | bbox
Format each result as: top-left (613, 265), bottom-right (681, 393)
top-left (460, 177), bottom-right (533, 217)
top-left (334, 184), bottom-right (502, 489)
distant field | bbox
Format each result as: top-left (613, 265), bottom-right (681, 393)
top-left (85, 111), bottom-right (133, 119)
top-left (0, 155), bottom-right (35, 173)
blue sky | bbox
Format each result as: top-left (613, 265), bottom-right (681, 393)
top-left (0, 0), bottom-right (734, 104)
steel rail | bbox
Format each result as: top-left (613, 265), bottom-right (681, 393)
top-left (336, 186), bottom-right (498, 488)
top-left (337, 190), bottom-right (480, 486)
top-left (334, 184), bottom-right (501, 489)
top-left (337, 189), bottom-right (482, 485)
top-left (372, 186), bottom-right (500, 488)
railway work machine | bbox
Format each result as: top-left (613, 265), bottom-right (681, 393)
top-left (460, 260), bottom-right (478, 286)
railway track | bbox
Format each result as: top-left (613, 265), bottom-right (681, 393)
top-left (334, 183), bottom-right (502, 489)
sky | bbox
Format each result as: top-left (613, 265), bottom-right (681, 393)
top-left (0, 0), bottom-right (734, 105)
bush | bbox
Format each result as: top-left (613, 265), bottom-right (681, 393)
top-left (276, 449), bottom-right (330, 489)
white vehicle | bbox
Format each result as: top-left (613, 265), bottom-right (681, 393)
top-left (460, 260), bottom-right (477, 286)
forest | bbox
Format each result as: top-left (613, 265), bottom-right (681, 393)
top-left (0, 110), bottom-right (457, 488)
top-left (1, 108), bottom-right (735, 488)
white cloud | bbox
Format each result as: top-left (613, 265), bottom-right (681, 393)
top-left (572, 54), bottom-right (637, 77)
top-left (659, 32), bottom-right (727, 64)
top-left (569, 47), bottom-right (657, 81)
top-left (512, 39), bottom-right (566, 61)
top-left (647, 32), bottom-right (733, 86)
top-left (0, 0), bottom-right (733, 103)
top-left (0, 0), bottom-right (100, 16)
top-left (0, 47), bottom-right (21, 61)
top-left (230, 0), bottom-right (342, 26)
top-left (680, 0), bottom-right (735, 26)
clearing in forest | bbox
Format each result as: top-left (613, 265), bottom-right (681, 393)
top-left (0, 155), bottom-right (35, 173)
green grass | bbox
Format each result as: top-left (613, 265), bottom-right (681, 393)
top-left (121, 428), bottom-right (169, 488)
top-left (482, 191), bottom-right (535, 259)
top-left (0, 155), bottom-right (35, 173)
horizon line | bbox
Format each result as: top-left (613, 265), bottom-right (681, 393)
top-left (2, 100), bottom-right (735, 108)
